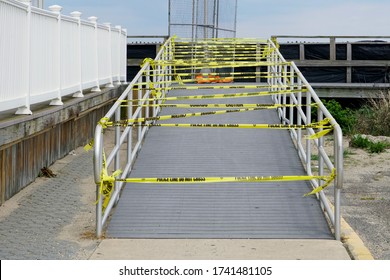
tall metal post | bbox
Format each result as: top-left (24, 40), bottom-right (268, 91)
top-left (192, 0), bottom-right (195, 39)
top-left (169, 0), bottom-right (237, 40)
top-left (168, 0), bottom-right (171, 36)
top-left (204, 0), bottom-right (208, 38)
top-left (234, 0), bottom-right (238, 38)
top-left (215, 0), bottom-right (220, 38)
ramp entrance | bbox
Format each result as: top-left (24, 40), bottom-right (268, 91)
top-left (92, 38), bottom-right (343, 240)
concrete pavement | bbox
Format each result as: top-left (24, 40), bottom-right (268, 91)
top-left (90, 239), bottom-right (351, 260)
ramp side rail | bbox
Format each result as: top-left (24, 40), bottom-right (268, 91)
top-left (93, 37), bottom-right (343, 240)
top-left (93, 37), bottom-right (173, 237)
top-left (268, 40), bottom-right (343, 240)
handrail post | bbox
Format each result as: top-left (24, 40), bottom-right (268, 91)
top-left (334, 125), bottom-right (343, 240)
top-left (94, 125), bottom-right (103, 238)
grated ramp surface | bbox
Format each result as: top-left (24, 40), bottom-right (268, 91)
top-left (107, 85), bottom-right (333, 239)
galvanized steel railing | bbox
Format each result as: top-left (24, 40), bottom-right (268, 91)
top-left (93, 38), bottom-right (173, 237)
top-left (268, 39), bottom-right (343, 240)
top-left (93, 37), bottom-right (342, 240)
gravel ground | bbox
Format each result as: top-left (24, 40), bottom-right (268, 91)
top-left (336, 136), bottom-right (390, 259)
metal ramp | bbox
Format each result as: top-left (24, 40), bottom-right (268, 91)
top-left (106, 89), bottom-right (333, 239)
top-left (92, 37), bottom-right (343, 240)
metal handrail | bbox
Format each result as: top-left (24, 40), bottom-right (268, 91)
top-left (93, 37), bottom-right (173, 237)
top-left (93, 37), bottom-right (343, 240)
top-left (268, 39), bottom-right (343, 240)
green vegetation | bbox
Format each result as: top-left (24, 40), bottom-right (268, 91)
top-left (356, 91), bottom-right (390, 136)
top-left (349, 134), bottom-right (389, 154)
top-left (349, 134), bottom-right (371, 149)
top-left (343, 148), bottom-right (355, 158)
top-left (320, 99), bottom-right (357, 134)
top-left (319, 93), bottom-right (390, 153)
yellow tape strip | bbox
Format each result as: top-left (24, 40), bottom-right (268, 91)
top-left (171, 55), bottom-right (270, 60)
top-left (98, 150), bottom-right (122, 211)
top-left (108, 169), bottom-right (337, 196)
top-left (123, 118), bottom-right (332, 130)
top-left (303, 168), bottom-right (336, 197)
top-left (121, 103), bottom-right (315, 109)
top-left (154, 60), bottom-right (289, 67)
top-left (126, 88), bottom-right (308, 103)
top-left (146, 71), bottom-right (295, 78)
top-left (84, 139), bottom-right (94, 151)
top-left (141, 58), bottom-right (155, 70)
top-left (305, 128), bottom-right (334, 139)
top-left (117, 173), bottom-right (330, 184)
top-left (157, 84), bottom-right (304, 91)
top-left (119, 107), bottom-right (277, 124)
top-left (152, 121), bottom-right (331, 130)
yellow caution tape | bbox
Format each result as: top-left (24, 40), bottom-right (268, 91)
top-left (303, 168), bottom-right (336, 197)
top-left (136, 74), bottom-right (295, 85)
top-left (155, 121), bottom-right (331, 130)
top-left (117, 173), bottom-right (331, 184)
top-left (305, 128), bottom-right (334, 139)
top-left (98, 117), bottom-right (113, 129)
top-left (125, 88), bottom-right (308, 103)
top-left (121, 103), bottom-right (315, 109)
top-left (166, 84), bottom-right (301, 91)
top-left (98, 150), bottom-right (122, 211)
top-left (124, 118), bottom-right (332, 130)
top-left (105, 170), bottom-right (336, 196)
top-left (146, 71), bottom-right (294, 78)
top-left (153, 61), bottom-right (289, 69)
top-left (118, 107), bottom-right (277, 124)
top-left (141, 58), bottom-right (155, 70)
top-left (173, 51), bottom-right (269, 57)
top-left (84, 139), bottom-right (94, 152)
top-left (169, 56), bottom-right (269, 62)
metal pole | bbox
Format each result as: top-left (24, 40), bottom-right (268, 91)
top-left (195, 0), bottom-right (199, 39)
top-left (213, 0), bottom-right (217, 38)
top-left (192, 0), bottom-right (195, 39)
top-left (168, 0), bottom-right (171, 36)
top-left (234, 0), bottom-right (238, 37)
top-left (204, 0), bottom-right (208, 38)
top-left (215, 0), bottom-right (220, 38)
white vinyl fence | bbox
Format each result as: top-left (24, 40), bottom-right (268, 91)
top-left (0, 0), bottom-right (127, 114)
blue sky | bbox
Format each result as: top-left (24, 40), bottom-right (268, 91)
top-left (44, 0), bottom-right (390, 39)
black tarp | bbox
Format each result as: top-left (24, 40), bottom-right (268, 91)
top-left (279, 44), bottom-right (348, 60)
top-left (299, 67), bottom-right (346, 83)
top-left (352, 44), bottom-right (390, 60)
top-left (352, 67), bottom-right (390, 83)
top-left (279, 44), bottom-right (300, 60)
top-left (304, 44), bottom-right (330, 60)
top-left (278, 42), bottom-right (390, 83)
top-left (127, 66), bottom-right (140, 82)
top-left (336, 44), bottom-right (347, 60)
top-left (127, 44), bottom-right (157, 59)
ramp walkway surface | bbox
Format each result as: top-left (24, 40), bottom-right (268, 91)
top-left (106, 85), bottom-right (333, 239)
